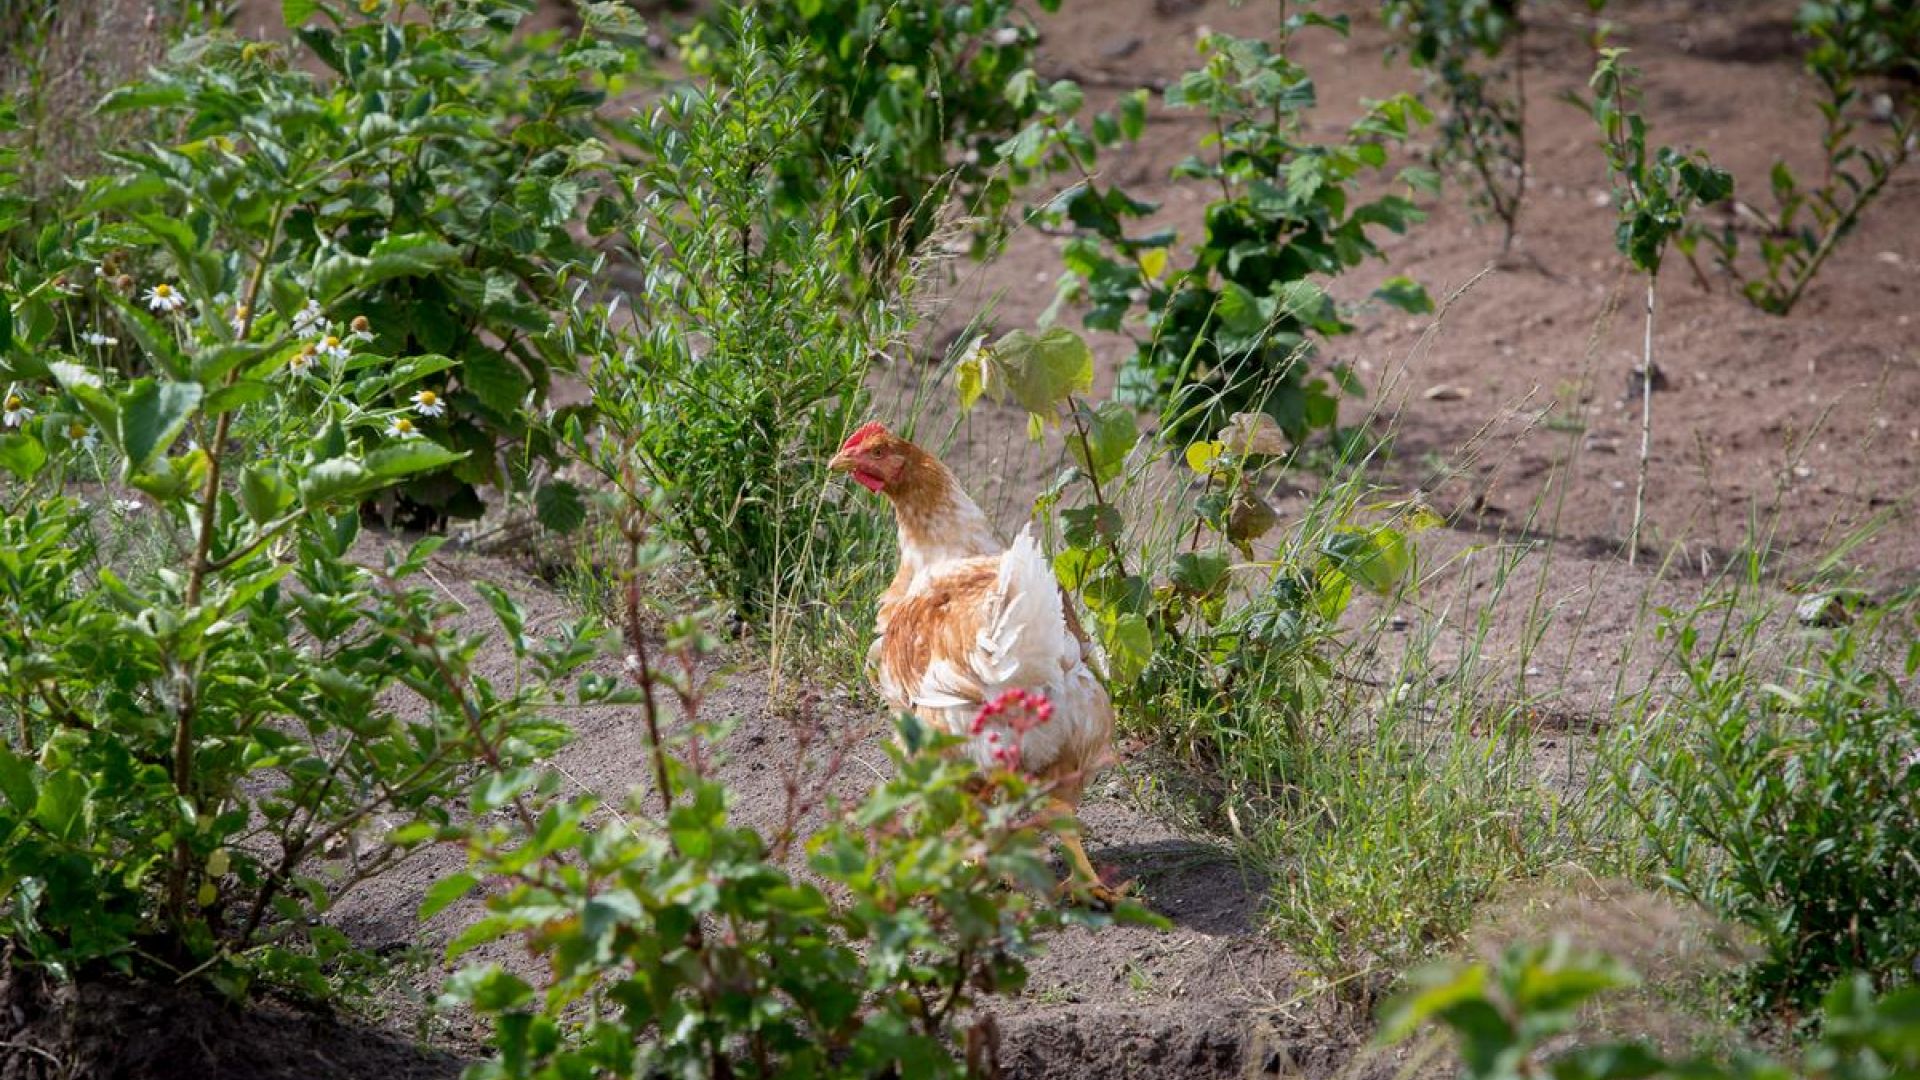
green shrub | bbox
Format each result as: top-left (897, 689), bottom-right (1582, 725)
top-left (1615, 618), bottom-right (1920, 1012)
top-left (1382, 0), bottom-right (1529, 251)
top-left (1381, 937), bottom-right (1920, 1080)
top-left (1001, 23), bottom-right (1433, 443)
top-left (580, 35), bottom-right (906, 623)
top-left (1696, 0), bottom-right (1916, 315)
top-left (48, 0), bottom-right (649, 525)
top-left (684, 0), bottom-right (1061, 265)
top-left (0, 240), bottom-right (604, 996)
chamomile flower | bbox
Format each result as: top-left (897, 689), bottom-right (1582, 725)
top-left (113, 498), bottom-right (144, 515)
top-left (292, 298), bottom-right (330, 339)
top-left (410, 389), bottom-right (446, 417)
top-left (67, 421), bottom-right (98, 451)
top-left (144, 282), bottom-right (187, 314)
top-left (3, 393), bottom-right (30, 428)
top-left (82, 332), bottom-right (119, 347)
top-left (346, 315), bottom-right (375, 344)
top-left (315, 334), bottom-right (351, 366)
top-left (385, 416), bottom-right (421, 439)
top-left (229, 303), bottom-right (251, 336)
top-left (284, 344), bottom-right (319, 378)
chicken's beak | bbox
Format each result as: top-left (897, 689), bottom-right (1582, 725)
top-left (827, 447), bottom-right (857, 473)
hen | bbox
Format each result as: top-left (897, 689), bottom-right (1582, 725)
top-left (829, 422), bottom-right (1120, 904)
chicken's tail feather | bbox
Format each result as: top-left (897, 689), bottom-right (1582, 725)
top-left (978, 524), bottom-right (1076, 687)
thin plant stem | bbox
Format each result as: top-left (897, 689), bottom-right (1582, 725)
top-left (1629, 272), bottom-right (1655, 566)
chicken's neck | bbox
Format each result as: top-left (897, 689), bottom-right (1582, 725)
top-left (888, 464), bottom-right (1002, 575)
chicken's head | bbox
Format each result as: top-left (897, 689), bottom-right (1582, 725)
top-left (829, 421), bottom-right (911, 494)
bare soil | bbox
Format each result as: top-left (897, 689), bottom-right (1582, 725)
top-left (15, 0), bottom-right (1917, 1076)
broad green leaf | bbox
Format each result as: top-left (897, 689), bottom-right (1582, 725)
top-left (1171, 552), bottom-right (1230, 598)
top-left (299, 458), bottom-right (372, 505)
top-left (117, 379), bottom-right (202, 475)
top-left (1099, 611), bottom-right (1153, 684)
top-left (238, 465), bottom-right (295, 524)
top-left (420, 871), bottom-right (479, 920)
top-left (1066, 402), bottom-right (1137, 484)
top-left (282, 0), bottom-right (321, 29)
top-left (1372, 276), bottom-right (1434, 314)
top-left (0, 433), bottom-right (46, 480)
top-left (984, 326), bottom-right (1095, 419)
top-left (312, 234), bottom-right (460, 300)
top-left (364, 440), bottom-right (464, 480)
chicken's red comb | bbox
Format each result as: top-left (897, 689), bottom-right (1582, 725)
top-left (839, 421), bottom-right (891, 453)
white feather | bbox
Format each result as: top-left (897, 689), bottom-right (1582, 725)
top-left (910, 525), bottom-right (1075, 710)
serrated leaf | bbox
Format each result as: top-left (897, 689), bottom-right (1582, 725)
top-left (238, 465), bottom-right (294, 524)
top-left (534, 479), bottom-right (587, 534)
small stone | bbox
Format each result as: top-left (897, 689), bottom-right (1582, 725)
top-left (1100, 35), bottom-right (1143, 59)
top-left (1423, 384), bottom-right (1470, 401)
top-left (1876, 251), bottom-right (1903, 265)
top-left (1626, 362), bottom-right (1670, 396)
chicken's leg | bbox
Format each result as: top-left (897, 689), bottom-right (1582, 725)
top-left (1046, 794), bottom-right (1127, 909)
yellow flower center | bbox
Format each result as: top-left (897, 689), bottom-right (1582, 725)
top-left (69, 423), bottom-right (87, 439)
top-left (394, 418), bottom-right (414, 433)
top-left (417, 391), bottom-right (437, 406)
top-left (324, 335), bottom-right (340, 349)
top-left (234, 304), bottom-right (249, 318)
top-left (5, 396), bottom-right (21, 411)
top-left (154, 284), bottom-right (172, 297)
top-left (350, 315), bottom-right (371, 333)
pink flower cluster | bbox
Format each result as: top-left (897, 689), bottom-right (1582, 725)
top-left (970, 689), bottom-right (1054, 770)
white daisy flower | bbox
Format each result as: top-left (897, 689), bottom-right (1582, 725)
top-left (346, 315), bottom-right (375, 344)
top-left (144, 282), bottom-right (187, 314)
top-left (385, 416), bottom-right (422, 439)
top-left (82, 332), bottom-right (119, 347)
top-left (315, 334), bottom-right (351, 366)
top-left (284, 344), bottom-right (319, 378)
top-left (3, 393), bottom-right (31, 428)
top-left (113, 498), bottom-right (144, 514)
top-left (67, 421), bottom-right (98, 451)
top-left (410, 389), bottom-right (446, 417)
top-left (292, 298), bottom-right (331, 339)
top-left (229, 304), bottom-right (251, 336)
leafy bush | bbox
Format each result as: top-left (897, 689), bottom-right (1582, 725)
top-left (684, 0), bottom-right (1061, 264)
top-left (1380, 937), bottom-right (1920, 1080)
top-left (1002, 23), bottom-right (1433, 444)
top-left (1612, 619), bottom-right (1920, 1012)
top-left (54, 0), bottom-right (648, 525)
top-left (1383, 0), bottom-right (1529, 251)
top-left (0, 237), bottom-right (603, 994)
top-left (1577, 46), bottom-right (1731, 561)
top-left (957, 326), bottom-right (1418, 770)
top-left (1696, 0), bottom-right (1917, 315)
top-left (580, 35), bottom-right (906, 623)
top-left (439, 506), bottom-right (1152, 1079)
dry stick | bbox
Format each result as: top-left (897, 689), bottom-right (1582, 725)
top-left (1628, 272), bottom-right (1655, 566)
